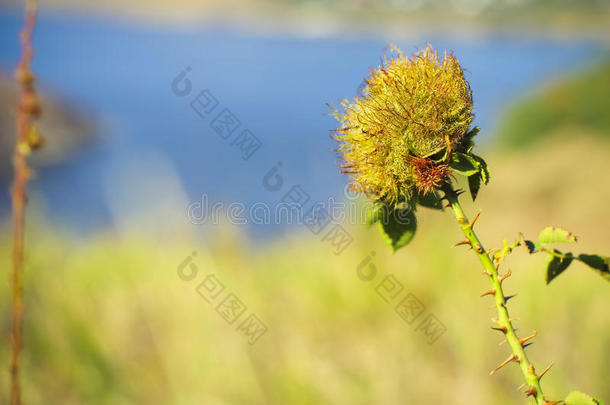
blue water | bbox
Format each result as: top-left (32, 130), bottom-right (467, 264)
top-left (0, 9), bottom-right (604, 234)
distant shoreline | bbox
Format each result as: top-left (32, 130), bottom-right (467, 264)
top-left (1, 1), bottom-right (609, 41)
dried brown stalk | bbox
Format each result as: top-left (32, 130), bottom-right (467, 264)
top-left (10, 0), bottom-right (40, 403)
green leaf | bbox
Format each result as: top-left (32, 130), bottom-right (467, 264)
top-left (537, 226), bottom-right (578, 245)
top-left (417, 191), bottom-right (443, 210)
top-left (425, 147), bottom-right (449, 162)
top-left (366, 203), bottom-right (386, 228)
top-left (378, 209), bottom-right (417, 253)
top-left (577, 254), bottom-right (610, 282)
top-left (546, 249), bottom-right (574, 284)
top-left (450, 152), bottom-right (480, 176)
top-left (457, 126), bottom-right (480, 153)
top-left (470, 154), bottom-right (490, 184)
top-left (565, 390), bottom-right (604, 405)
top-left (468, 172), bottom-right (481, 201)
top-left (463, 153), bottom-right (489, 201)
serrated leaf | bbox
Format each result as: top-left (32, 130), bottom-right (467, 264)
top-left (450, 152), bottom-right (480, 176)
top-left (425, 147), bottom-right (449, 162)
top-left (468, 172), bottom-right (481, 201)
top-left (546, 249), bottom-right (573, 284)
top-left (565, 390), bottom-right (604, 405)
top-left (366, 203), bottom-right (386, 228)
top-left (470, 154), bottom-right (490, 185)
top-left (417, 191), bottom-right (443, 210)
top-left (538, 226), bottom-right (578, 245)
top-left (577, 254), bottom-right (610, 282)
top-left (378, 209), bottom-right (417, 253)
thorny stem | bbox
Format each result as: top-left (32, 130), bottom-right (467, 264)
top-left (442, 182), bottom-right (546, 405)
top-left (11, 0), bottom-right (39, 404)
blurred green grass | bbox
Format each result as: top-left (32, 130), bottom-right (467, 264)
top-left (1, 135), bottom-right (610, 404)
top-left (1, 63), bottom-right (610, 404)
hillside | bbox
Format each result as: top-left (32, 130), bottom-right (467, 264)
top-left (497, 60), bottom-right (610, 149)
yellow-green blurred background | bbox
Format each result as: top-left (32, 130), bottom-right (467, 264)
top-left (0, 0), bottom-right (609, 404)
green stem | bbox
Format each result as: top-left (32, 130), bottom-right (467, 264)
top-left (442, 182), bottom-right (546, 405)
top-left (540, 247), bottom-right (567, 259)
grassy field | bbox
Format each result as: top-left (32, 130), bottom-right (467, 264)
top-left (1, 132), bottom-right (609, 404)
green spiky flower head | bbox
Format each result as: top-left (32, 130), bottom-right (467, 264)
top-left (332, 45), bottom-right (477, 207)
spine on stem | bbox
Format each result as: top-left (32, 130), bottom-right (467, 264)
top-left (331, 44), bottom-right (605, 404)
top-left (442, 183), bottom-right (555, 405)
